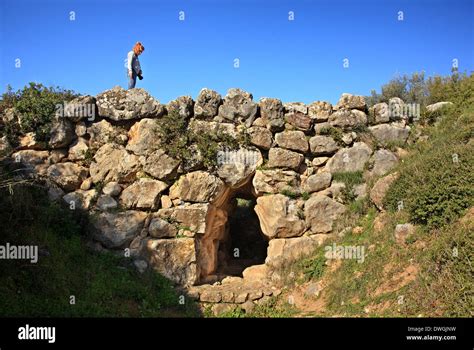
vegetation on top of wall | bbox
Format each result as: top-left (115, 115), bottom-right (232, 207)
top-left (365, 69), bottom-right (470, 107)
top-left (156, 110), bottom-right (248, 170)
top-left (0, 83), bottom-right (79, 144)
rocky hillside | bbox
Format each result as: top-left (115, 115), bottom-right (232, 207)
top-left (1, 82), bottom-right (471, 317)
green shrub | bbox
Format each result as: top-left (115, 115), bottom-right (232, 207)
top-left (1, 83), bottom-right (78, 144)
top-left (384, 77), bottom-right (474, 228)
top-left (156, 111), bottom-right (241, 169)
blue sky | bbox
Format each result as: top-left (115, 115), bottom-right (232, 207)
top-left (1, 0), bottom-right (473, 104)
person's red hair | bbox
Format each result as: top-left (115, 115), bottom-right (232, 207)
top-left (133, 42), bottom-right (145, 55)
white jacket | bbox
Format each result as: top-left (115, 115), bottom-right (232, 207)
top-left (127, 51), bottom-right (141, 74)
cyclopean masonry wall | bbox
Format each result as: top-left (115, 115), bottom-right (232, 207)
top-left (1, 86), bottom-right (427, 310)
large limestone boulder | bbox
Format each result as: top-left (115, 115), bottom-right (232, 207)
top-left (303, 172), bottom-right (332, 193)
top-left (119, 178), bottom-right (168, 210)
top-left (147, 238), bottom-right (198, 286)
top-left (87, 119), bottom-right (126, 149)
top-left (218, 88), bottom-right (258, 126)
top-left (309, 135), bottom-right (339, 155)
top-left (335, 93), bottom-right (366, 110)
top-left (157, 203), bottom-right (210, 235)
top-left (285, 113), bottom-right (313, 132)
top-left (259, 97), bottom-right (285, 131)
top-left (68, 138), bottom-right (89, 161)
top-left (304, 195), bottom-right (346, 233)
top-left (369, 149), bottom-right (399, 177)
top-left (369, 124), bottom-right (410, 146)
top-left (284, 102), bottom-right (307, 115)
top-left (274, 131), bottom-right (308, 153)
top-left (141, 149), bottom-right (180, 181)
top-left (12, 150), bottom-right (50, 175)
top-left (17, 132), bottom-right (45, 150)
top-left (194, 88), bottom-right (222, 119)
top-left (326, 142), bottom-right (372, 173)
top-left (96, 86), bottom-right (165, 121)
top-left (267, 147), bottom-right (304, 171)
top-left (89, 144), bottom-right (140, 183)
top-left (308, 101), bottom-right (332, 121)
top-left (370, 102), bottom-right (390, 124)
top-left (92, 210), bottom-right (148, 249)
top-left (252, 169), bottom-right (300, 195)
top-left (47, 162), bottom-right (89, 191)
top-left (167, 95), bottom-right (194, 119)
top-left (254, 194), bottom-right (306, 239)
top-left (266, 236), bottom-right (322, 268)
top-left (248, 126), bottom-right (273, 150)
top-left (169, 171), bottom-right (226, 203)
top-left (370, 172), bottom-right (399, 210)
top-left (62, 95), bottom-right (97, 122)
top-left (148, 215), bottom-right (178, 238)
top-left (62, 189), bottom-right (97, 210)
top-left (388, 97), bottom-right (405, 120)
top-left (49, 119), bottom-right (75, 149)
top-left (329, 109), bottom-right (367, 129)
top-left (126, 118), bottom-right (162, 155)
top-left (426, 101), bottom-right (453, 113)
top-left (216, 148), bottom-right (263, 188)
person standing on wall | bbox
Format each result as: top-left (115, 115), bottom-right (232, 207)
top-left (127, 42), bottom-right (145, 89)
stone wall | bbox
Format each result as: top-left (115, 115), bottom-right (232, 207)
top-left (1, 86), bottom-right (417, 290)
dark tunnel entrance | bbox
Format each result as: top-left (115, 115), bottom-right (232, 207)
top-left (216, 195), bottom-right (268, 278)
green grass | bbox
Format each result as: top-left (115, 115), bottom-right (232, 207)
top-left (279, 75), bottom-right (474, 317)
top-left (0, 180), bottom-right (200, 317)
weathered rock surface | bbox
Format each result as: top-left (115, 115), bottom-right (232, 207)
top-left (47, 162), bottom-right (89, 191)
top-left (194, 88), bottom-right (222, 119)
top-left (126, 118), bottom-right (162, 155)
top-left (303, 172), bottom-right (332, 193)
top-left (308, 101), bottom-right (333, 121)
top-left (274, 131), bottom-right (308, 153)
top-left (141, 149), bottom-right (180, 181)
top-left (309, 135), bottom-right (339, 155)
top-left (370, 172), bottom-right (399, 210)
top-left (96, 86), bottom-right (165, 121)
top-left (369, 124), bottom-right (410, 146)
top-left (326, 142), bottom-right (372, 173)
top-left (305, 195), bottom-right (346, 233)
top-left (90, 144), bottom-right (140, 183)
top-left (169, 171), bottom-right (226, 203)
top-left (252, 169), bottom-right (300, 195)
top-left (218, 88), bottom-right (258, 126)
top-left (92, 210), bottom-right (148, 249)
top-left (119, 178), bottom-right (168, 210)
top-left (254, 194), bottom-right (306, 238)
top-left (248, 126), bottom-right (273, 150)
top-left (329, 109), bottom-right (367, 129)
top-left (167, 95), bottom-right (194, 119)
top-left (147, 238), bottom-right (198, 286)
top-left (335, 93), bottom-right (366, 110)
top-left (267, 147), bottom-right (304, 171)
top-left (369, 149), bottom-right (399, 177)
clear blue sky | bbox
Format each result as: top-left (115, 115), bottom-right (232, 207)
top-left (1, 0), bottom-right (473, 104)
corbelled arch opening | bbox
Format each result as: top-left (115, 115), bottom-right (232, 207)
top-left (216, 190), bottom-right (268, 278)
top-left (196, 176), bottom-right (268, 284)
